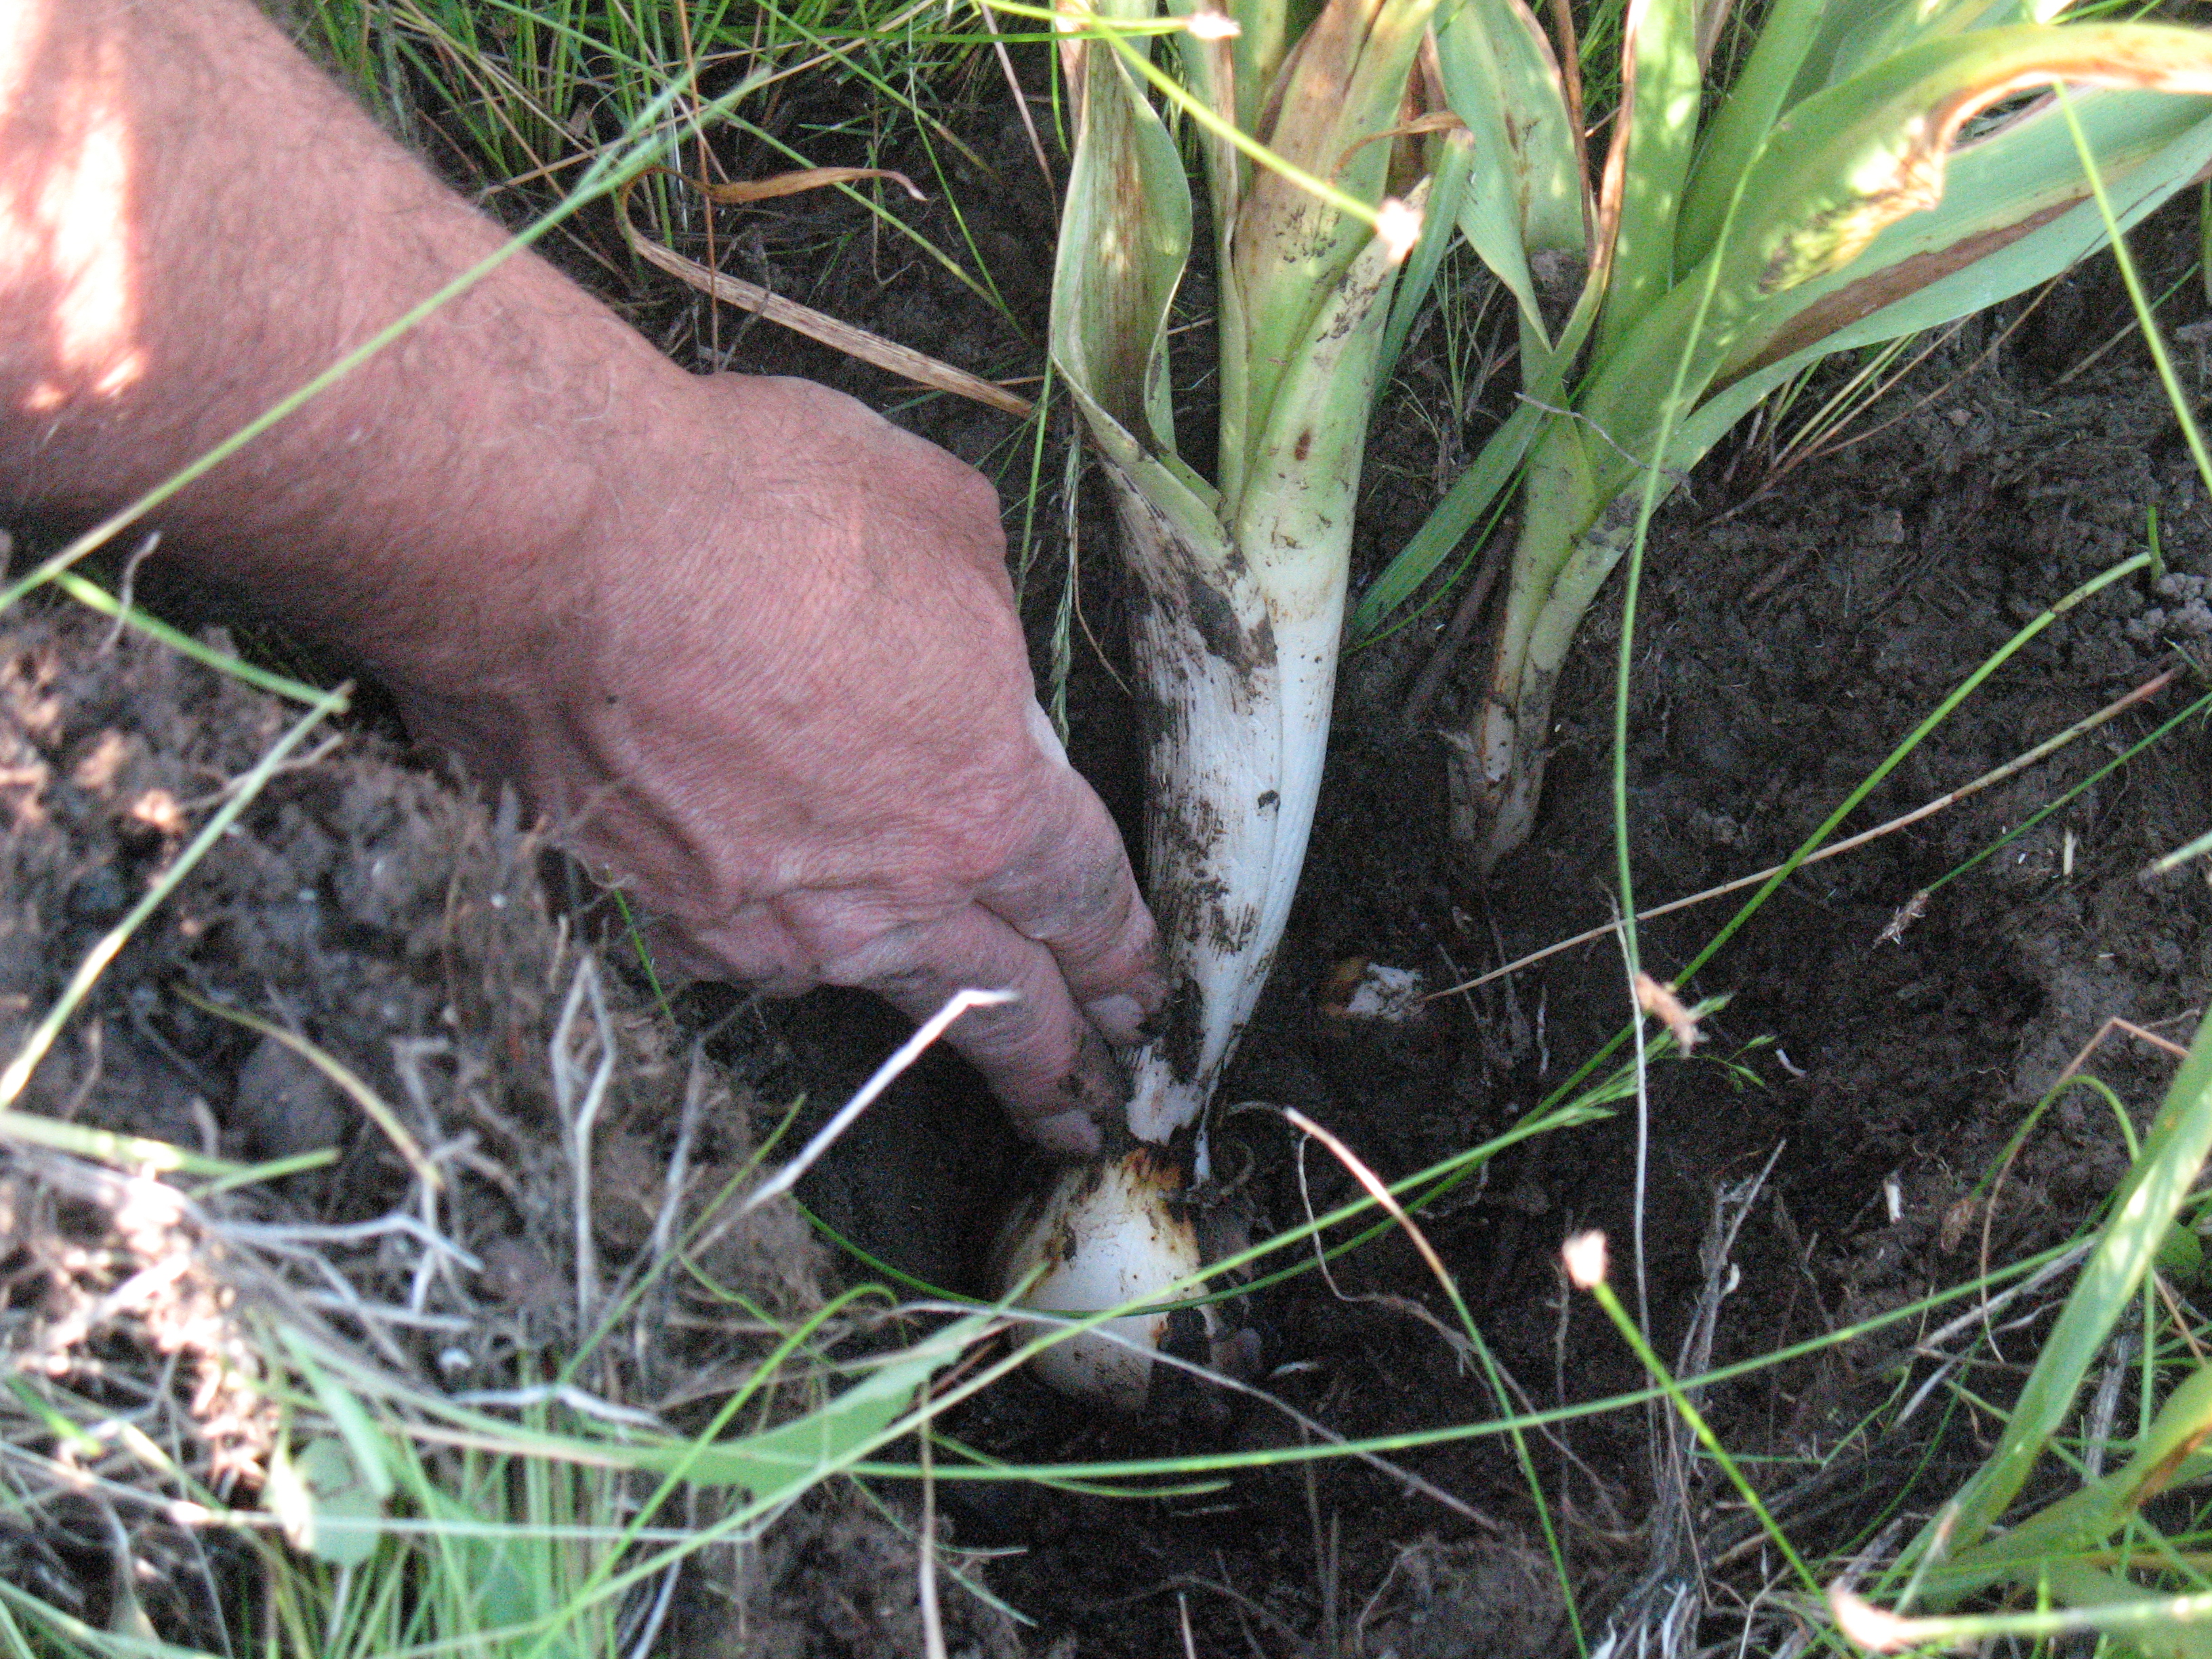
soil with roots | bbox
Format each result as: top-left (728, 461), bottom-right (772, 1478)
top-left (10, 42), bottom-right (2212, 1656)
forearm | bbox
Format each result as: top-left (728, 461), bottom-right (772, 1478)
top-left (0, 0), bottom-right (689, 689)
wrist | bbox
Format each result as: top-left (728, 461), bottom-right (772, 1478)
top-left (377, 369), bottom-right (775, 827)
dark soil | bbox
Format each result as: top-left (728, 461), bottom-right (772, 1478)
top-left (10, 27), bottom-right (2212, 1657)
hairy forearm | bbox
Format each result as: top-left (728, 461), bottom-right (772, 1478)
top-left (0, 0), bottom-right (692, 689)
top-left (0, 0), bottom-right (1168, 1135)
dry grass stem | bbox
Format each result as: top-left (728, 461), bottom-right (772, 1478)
top-left (745, 986), bottom-right (1015, 1211)
top-left (1632, 973), bottom-right (1701, 1053)
top-left (618, 181), bottom-right (1034, 417)
top-left (1604, 1150), bottom-right (1780, 1647)
top-left (1290, 1122), bottom-right (1476, 1372)
top-left (977, 3), bottom-right (1054, 197)
top-left (553, 956), bottom-right (617, 1332)
top-left (645, 162), bottom-right (928, 207)
top-left (173, 987), bottom-right (441, 1191)
top-left (1281, 1107), bottom-right (1459, 1304)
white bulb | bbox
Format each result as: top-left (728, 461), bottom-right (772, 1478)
top-left (991, 1146), bottom-right (1204, 1411)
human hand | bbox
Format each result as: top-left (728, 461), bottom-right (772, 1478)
top-left (397, 373), bottom-right (1164, 1155)
top-left (0, 0), bottom-right (1159, 1151)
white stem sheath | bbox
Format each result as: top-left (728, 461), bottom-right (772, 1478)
top-left (1004, 94), bottom-right (1414, 1402)
top-left (1113, 199), bottom-right (1407, 1148)
top-left (994, 487), bottom-right (1350, 1408)
top-left (1116, 490), bottom-right (1349, 1148)
top-left (992, 489), bottom-right (1346, 1409)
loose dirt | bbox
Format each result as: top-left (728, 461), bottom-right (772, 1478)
top-left (0, 605), bottom-right (1022, 1657)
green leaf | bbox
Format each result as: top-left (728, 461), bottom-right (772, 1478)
top-left (279, 1330), bottom-right (396, 1502)
top-left (1375, 129), bottom-right (1474, 398)
top-left (2121, 1363), bottom-right (2212, 1511)
top-left (1432, 0), bottom-right (1589, 353)
top-left (2159, 1220), bottom-right (2206, 1288)
top-left (1816, 0), bottom-right (2055, 93)
top-left (1913, 1363), bottom-right (2212, 1608)
top-left (1569, 26), bottom-right (2212, 501)
top-left (268, 1436), bottom-right (386, 1568)
top-left (1050, 3), bottom-right (1193, 463)
top-left (1351, 398), bottom-right (1546, 636)
top-left (1432, 0), bottom-right (1571, 373)
top-left (667, 1311), bottom-right (999, 1500)
top-left (1665, 98), bottom-right (2212, 474)
top-left (1720, 83), bottom-right (2212, 384)
top-left (1172, 0), bottom-right (1316, 140)
top-left (1710, 25), bottom-right (2212, 314)
top-left (1381, 12), bottom-right (2212, 647)
top-left (2038, 1563), bottom-right (2212, 1659)
top-left (1674, 0), bottom-right (1828, 270)
top-left (1226, 0), bottom-right (1445, 495)
top-left (1592, 0), bottom-right (1703, 359)
top-left (1913, 1006), bottom-right (2212, 1571)
top-left (0, 1109), bottom-right (251, 1179)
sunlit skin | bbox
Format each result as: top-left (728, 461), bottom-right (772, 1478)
top-left (0, 0), bottom-right (1166, 1153)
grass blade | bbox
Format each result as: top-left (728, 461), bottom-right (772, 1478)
top-left (1903, 1007), bottom-right (2212, 1570)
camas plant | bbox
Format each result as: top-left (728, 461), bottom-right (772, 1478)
top-left (1355, 0), bottom-right (2212, 871)
top-left (995, 0), bottom-right (1450, 1405)
top-left (998, 0), bottom-right (2212, 1404)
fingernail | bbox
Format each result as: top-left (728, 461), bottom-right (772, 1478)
top-left (1027, 1109), bottom-right (1101, 1158)
top-left (1084, 993), bottom-right (1147, 1046)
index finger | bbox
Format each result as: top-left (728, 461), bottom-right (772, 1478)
top-left (834, 903), bottom-right (1134, 1155)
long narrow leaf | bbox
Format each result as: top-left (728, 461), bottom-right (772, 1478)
top-left (1709, 26), bottom-right (2212, 314)
top-left (1435, 3), bottom-right (1574, 371)
top-left (1375, 127), bottom-right (1474, 397)
top-left (1673, 0), bottom-right (1828, 269)
top-left (1433, 0), bottom-right (1589, 307)
top-left (1914, 1007), bottom-right (2212, 1563)
top-left (1227, 0), bottom-right (1443, 503)
top-left (1574, 28), bottom-right (2212, 499)
top-left (1721, 85), bottom-right (2212, 383)
top-left (1915, 1367), bottom-right (2212, 1603)
top-left (1352, 398), bottom-right (1545, 634)
top-left (1667, 100), bottom-right (2212, 475)
top-left (1052, 6), bottom-right (1194, 461)
top-left (1818, 0), bottom-right (2055, 91)
top-left (1591, 0), bottom-right (1703, 359)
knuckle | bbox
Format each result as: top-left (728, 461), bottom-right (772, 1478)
top-left (775, 896), bottom-right (899, 981)
top-left (946, 462), bottom-right (1002, 533)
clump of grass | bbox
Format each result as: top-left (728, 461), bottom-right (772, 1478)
top-left (305, 0), bottom-right (1040, 343)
